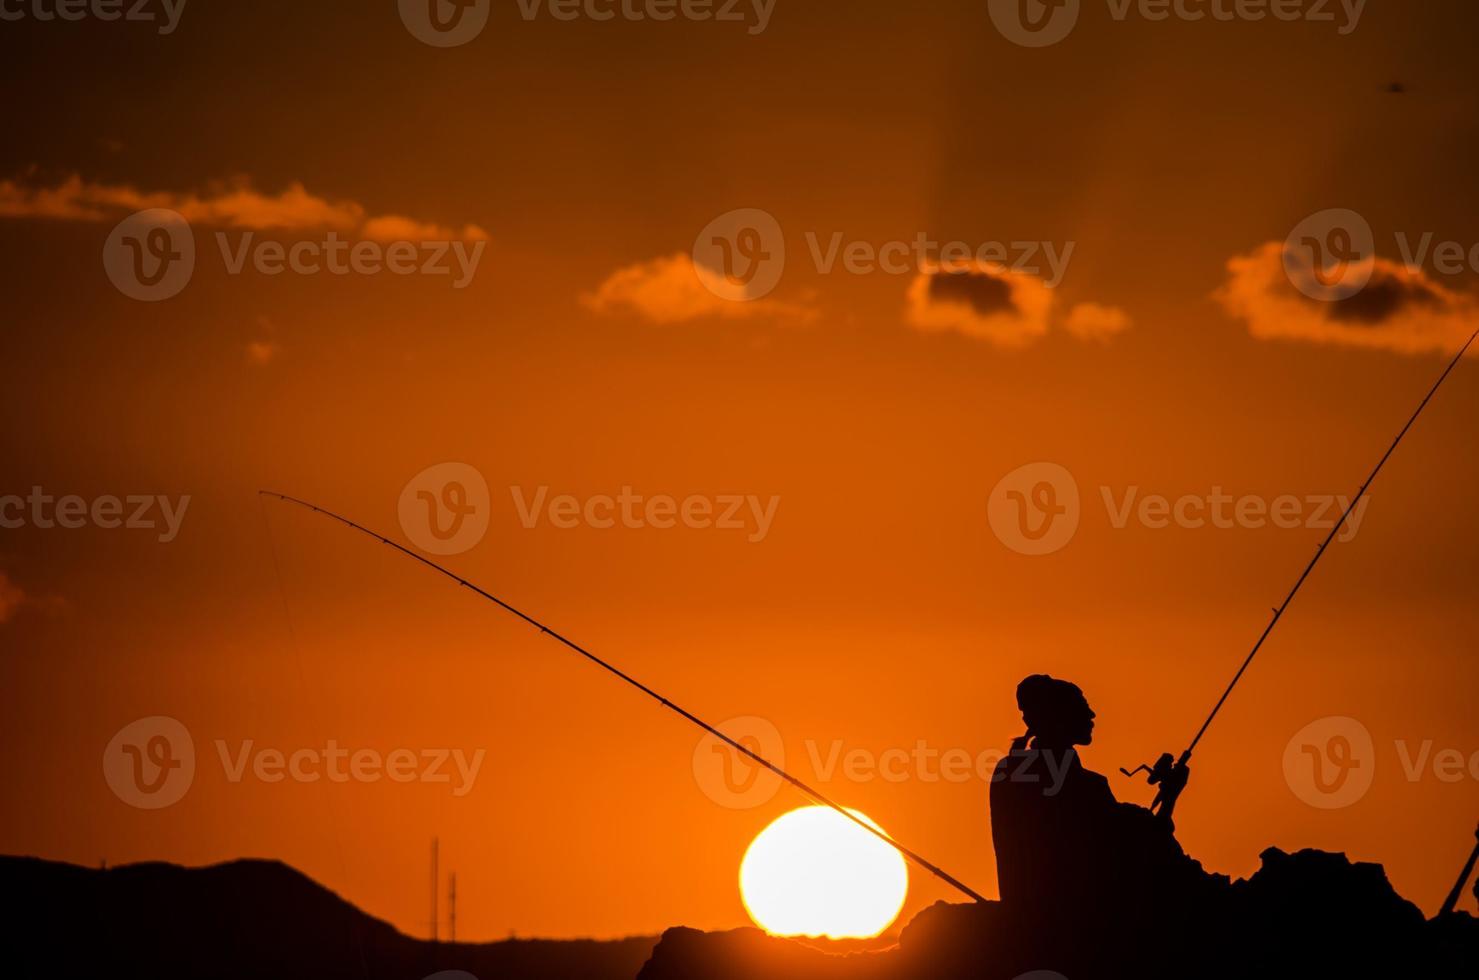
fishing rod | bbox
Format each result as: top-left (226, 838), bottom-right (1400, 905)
top-left (258, 490), bottom-right (987, 904)
top-left (1439, 821), bottom-right (1479, 917)
top-left (1122, 330), bottom-right (1479, 820)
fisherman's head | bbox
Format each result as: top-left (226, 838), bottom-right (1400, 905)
top-left (1016, 674), bottom-right (1095, 748)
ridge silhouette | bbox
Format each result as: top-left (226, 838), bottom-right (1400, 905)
top-left (0, 856), bottom-right (656, 980)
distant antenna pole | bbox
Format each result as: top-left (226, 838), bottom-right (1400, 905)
top-left (448, 872), bottom-right (457, 943)
top-left (430, 838), bottom-right (439, 942)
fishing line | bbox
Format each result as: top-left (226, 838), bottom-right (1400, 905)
top-left (258, 490), bottom-right (987, 904)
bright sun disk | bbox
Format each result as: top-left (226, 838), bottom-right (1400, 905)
top-left (739, 806), bottom-right (909, 939)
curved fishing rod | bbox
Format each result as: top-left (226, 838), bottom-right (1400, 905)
top-left (259, 490), bottom-right (987, 904)
top-left (1439, 821), bottom-right (1479, 918)
top-left (1124, 330), bottom-right (1479, 819)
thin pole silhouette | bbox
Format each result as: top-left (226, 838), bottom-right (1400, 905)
top-left (1439, 822), bottom-right (1479, 917)
top-left (1184, 330), bottom-right (1477, 763)
top-left (259, 490), bottom-right (987, 904)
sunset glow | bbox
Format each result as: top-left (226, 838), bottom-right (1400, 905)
top-left (739, 807), bottom-right (908, 939)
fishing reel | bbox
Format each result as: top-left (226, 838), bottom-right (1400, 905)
top-left (1120, 751), bottom-right (1191, 824)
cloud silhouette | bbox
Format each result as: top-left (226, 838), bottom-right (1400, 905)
top-left (905, 261), bottom-right (1131, 348)
top-left (1216, 242), bottom-right (1477, 357)
top-left (583, 253), bottom-right (815, 325)
top-left (0, 174), bottom-right (486, 240)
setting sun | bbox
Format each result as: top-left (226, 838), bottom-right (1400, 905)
top-left (739, 807), bottom-right (909, 939)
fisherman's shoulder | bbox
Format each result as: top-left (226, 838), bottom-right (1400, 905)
top-left (1081, 766), bottom-right (1113, 793)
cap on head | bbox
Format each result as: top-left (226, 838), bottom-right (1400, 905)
top-left (1016, 674), bottom-right (1092, 743)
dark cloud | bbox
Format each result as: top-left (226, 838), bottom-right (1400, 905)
top-left (1217, 242), bottom-right (1477, 357)
top-left (1326, 268), bottom-right (1443, 325)
top-left (927, 268), bottom-right (1017, 316)
top-left (906, 261), bottom-right (1130, 348)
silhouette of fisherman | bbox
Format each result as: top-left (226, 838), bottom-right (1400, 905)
top-left (990, 675), bottom-right (1227, 962)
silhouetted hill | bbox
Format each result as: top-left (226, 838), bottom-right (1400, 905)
top-left (0, 856), bottom-right (655, 980)
top-left (7, 849), bottom-right (1474, 979)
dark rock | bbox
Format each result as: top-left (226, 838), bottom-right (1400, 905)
top-left (635, 848), bottom-right (1479, 980)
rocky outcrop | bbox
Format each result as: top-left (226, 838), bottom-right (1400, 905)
top-left (637, 848), bottom-right (1479, 980)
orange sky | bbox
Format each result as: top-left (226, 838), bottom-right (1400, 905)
top-left (2, 0), bottom-right (1478, 942)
